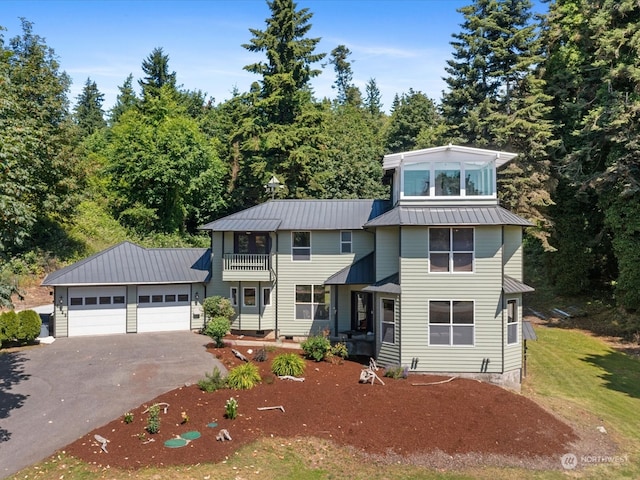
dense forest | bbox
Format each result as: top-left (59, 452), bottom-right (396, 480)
top-left (1, 0), bottom-right (639, 333)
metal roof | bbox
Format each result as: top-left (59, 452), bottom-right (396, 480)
top-left (503, 275), bottom-right (535, 294)
top-left (200, 199), bottom-right (390, 232)
top-left (364, 205), bottom-right (533, 227)
top-left (523, 320), bottom-right (537, 341)
top-left (41, 241), bottom-right (211, 286)
top-left (325, 253), bottom-right (375, 285)
top-left (362, 273), bottom-right (401, 294)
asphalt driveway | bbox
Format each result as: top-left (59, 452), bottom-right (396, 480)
top-left (0, 331), bottom-right (223, 478)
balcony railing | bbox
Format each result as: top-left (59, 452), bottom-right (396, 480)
top-left (223, 253), bottom-right (271, 272)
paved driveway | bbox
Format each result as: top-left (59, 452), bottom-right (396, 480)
top-left (0, 331), bottom-right (223, 478)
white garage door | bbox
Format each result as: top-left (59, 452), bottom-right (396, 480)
top-left (68, 286), bottom-right (127, 336)
top-left (137, 285), bottom-right (191, 332)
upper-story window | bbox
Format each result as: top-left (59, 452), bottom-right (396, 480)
top-left (402, 160), bottom-right (494, 198)
top-left (340, 231), bottom-right (352, 253)
top-left (292, 231), bottom-right (311, 261)
top-left (429, 227), bottom-right (474, 273)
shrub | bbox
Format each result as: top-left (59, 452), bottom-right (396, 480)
top-left (301, 334), bottom-right (331, 362)
top-left (197, 367), bottom-right (227, 392)
top-left (146, 404), bottom-right (160, 434)
top-left (383, 365), bottom-right (408, 379)
top-left (0, 311), bottom-right (20, 345)
top-left (204, 316), bottom-right (231, 347)
top-left (17, 310), bottom-right (42, 343)
top-left (123, 412), bottom-right (134, 424)
top-left (271, 353), bottom-right (306, 377)
top-left (330, 342), bottom-right (349, 359)
top-left (203, 296), bottom-right (235, 321)
top-left (225, 397), bottom-right (238, 419)
top-left (253, 347), bottom-right (268, 362)
top-left (226, 362), bottom-right (261, 390)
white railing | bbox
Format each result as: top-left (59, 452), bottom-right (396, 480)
top-left (224, 254), bottom-right (270, 271)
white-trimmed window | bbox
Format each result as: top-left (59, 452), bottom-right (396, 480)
top-left (507, 299), bottom-right (518, 345)
top-left (262, 287), bottom-right (271, 306)
top-left (402, 160), bottom-right (495, 198)
top-left (243, 287), bottom-right (256, 307)
top-left (340, 231), bottom-right (352, 253)
top-left (380, 298), bottom-right (396, 345)
top-left (295, 284), bottom-right (329, 320)
top-left (230, 287), bottom-right (238, 307)
top-left (292, 231), bottom-right (311, 261)
top-left (429, 227), bottom-right (474, 273)
top-left (429, 300), bottom-right (474, 346)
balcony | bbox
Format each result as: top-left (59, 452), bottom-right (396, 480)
top-left (222, 254), bottom-right (273, 282)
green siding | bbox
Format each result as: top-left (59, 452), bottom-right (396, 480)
top-left (503, 226), bottom-right (523, 280)
top-left (399, 226), bottom-right (505, 373)
top-left (126, 285), bottom-right (137, 333)
top-left (376, 227), bottom-right (399, 281)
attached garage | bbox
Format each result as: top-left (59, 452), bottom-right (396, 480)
top-left (137, 285), bottom-right (191, 332)
top-left (68, 286), bottom-right (127, 336)
top-left (42, 241), bottom-right (211, 338)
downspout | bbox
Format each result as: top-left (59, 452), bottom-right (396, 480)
top-left (399, 225), bottom-right (402, 366)
top-left (501, 225), bottom-right (505, 375)
top-left (238, 281), bottom-right (242, 331)
top-left (275, 231), bottom-right (279, 339)
top-left (258, 280), bottom-right (261, 331)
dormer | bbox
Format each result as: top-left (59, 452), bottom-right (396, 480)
top-left (383, 144), bottom-right (517, 207)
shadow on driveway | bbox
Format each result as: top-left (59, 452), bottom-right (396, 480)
top-left (0, 351), bottom-right (30, 443)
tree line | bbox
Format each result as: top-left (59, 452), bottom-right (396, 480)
top-left (1, 0), bottom-right (639, 313)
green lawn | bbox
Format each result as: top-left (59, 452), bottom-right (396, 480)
top-left (9, 325), bottom-right (640, 480)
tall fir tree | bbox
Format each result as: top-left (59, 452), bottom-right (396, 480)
top-left (110, 73), bottom-right (138, 124)
top-left (384, 89), bottom-right (439, 153)
top-left (138, 47), bottom-right (176, 100)
top-left (73, 77), bottom-right (106, 137)
top-left (329, 44), bottom-right (360, 106)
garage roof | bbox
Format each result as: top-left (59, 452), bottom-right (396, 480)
top-left (41, 242), bottom-right (211, 286)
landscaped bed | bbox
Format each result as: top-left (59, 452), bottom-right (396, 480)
top-left (61, 342), bottom-right (578, 471)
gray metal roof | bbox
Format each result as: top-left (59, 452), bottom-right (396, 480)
top-left (523, 320), bottom-right (537, 341)
top-left (325, 253), bottom-right (375, 285)
top-left (41, 241), bottom-right (211, 286)
top-left (503, 275), bottom-right (535, 294)
top-left (364, 205), bottom-right (533, 227)
top-left (362, 273), bottom-right (401, 294)
top-left (200, 199), bottom-right (390, 232)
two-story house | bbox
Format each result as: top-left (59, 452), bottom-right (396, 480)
top-left (42, 145), bottom-right (533, 387)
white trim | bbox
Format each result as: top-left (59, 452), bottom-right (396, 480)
top-left (380, 297), bottom-right (396, 345)
top-left (428, 299), bottom-right (475, 347)
top-left (243, 287), bottom-right (257, 307)
top-left (230, 287), bottom-right (238, 307)
top-left (428, 227), bottom-right (475, 274)
top-left (262, 286), bottom-right (271, 306)
top-left (291, 231), bottom-right (311, 261)
top-left (340, 230), bottom-right (352, 254)
top-left (507, 298), bottom-right (519, 345)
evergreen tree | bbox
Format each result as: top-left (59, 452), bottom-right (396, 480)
top-left (364, 77), bottom-right (383, 116)
top-left (329, 44), bottom-right (360, 106)
top-left (138, 47), bottom-right (176, 99)
top-left (73, 77), bottom-right (106, 136)
top-left (384, 89), bottom-right (440, 153)
top-left (110, 73), bottom-right (138, 124)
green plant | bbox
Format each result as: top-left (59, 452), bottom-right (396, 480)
top-left (271, 353), bottom-right (306, 377)
top-left (146, 404), bottom-right (160, 434)
top-left (204, 316), bottom-right (231, 347)
top-left (0, 311), bottom-right (19, 345)
top-left (330, 342), bottom-right (349, 359)
top-left (225, 397), bottom-right (238, 419)
top-left (17, 309), bottom-right (42, 343)
top-left (301, 334), bottom-right (331, 362)
top-left (181, 411), bottom-right (189, 424)
top-left (123, 412), bottom-right (134, 424)
top-left (202, 295), bottom-right (235, 320)
top-left (226, 362), bottom-right (261, 390)
top-left (197, 367), bottom-right (227, 392)
top-left (383, 365), bottom-right (408, 379)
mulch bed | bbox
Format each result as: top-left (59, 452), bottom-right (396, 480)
top-left (63, 343), bottom-right (577, 470)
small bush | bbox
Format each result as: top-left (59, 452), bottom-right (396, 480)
top-left (146, 404), bottom-right (160, 434)
top-left (226, 362), bottom-right (261, 390)
top-left (225, 397), bottom-right (238, 419)
top-left (253, 347), bottom-right (268, 362)
top-left (204, 316), bottom-right (231, 347)
top-left (271, 353), bottom-right (306, 377)
top-left (123, 412), bottom-right (134, 424)
top-left (383, 365), bottom-right (408, 379)
top-left (330, 342), bottom-right (349, 359)
top-left (203, 296), bottom-right (235, 320)
top-left (197, 367), bottom-right (227, 392)
top-left (17, 310), bottom-right (42, 343)
top-left (301, 334), bottom-right (331, 362)
top-left (0, 311), bottom-right (20, 345)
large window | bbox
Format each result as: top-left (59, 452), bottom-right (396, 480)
top-left (381, 298), bottom-right (396, 345)
top-left (429, 300), bottom-right (474, 346)
top-left (292, 232), bottom-right (311, 261)
top-left (295, 284), bottom-right (329, 321)
top-left (507, 299), bottom-right (518, 345)
top-left (429, 228), bottom-right (474, 273)
top-left (402, 160), bottom-right (495, 198)
top-left (243, 287), bottom-right (256, 307)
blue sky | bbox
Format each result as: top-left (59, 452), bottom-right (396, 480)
top-left (3, 0), bottom-right (546, 113)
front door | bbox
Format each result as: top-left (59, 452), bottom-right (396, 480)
top-left (351, 291), bottom-right (373, 333)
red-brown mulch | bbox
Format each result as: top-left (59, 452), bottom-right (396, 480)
top-left (63, 344), bottom-right (577, 470)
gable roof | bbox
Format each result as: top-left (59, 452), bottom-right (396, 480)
top-left (364, 205), bottom-right (533, 227)
top-left (383, 144), bottom-right (518, 170)
top-left (41, 241), bottom-right (211, 286)
top-left (200, 199), bottom-right (390, 232)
